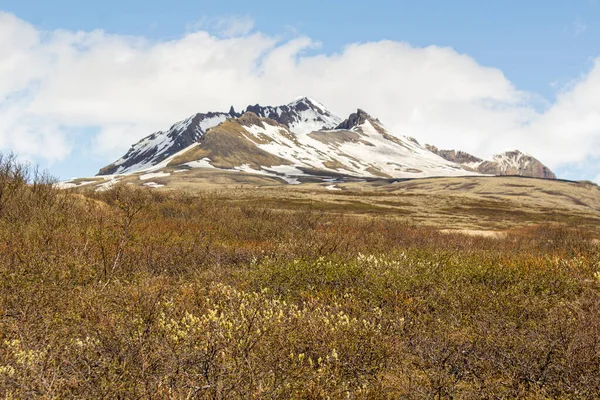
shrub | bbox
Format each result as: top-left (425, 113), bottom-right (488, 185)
top-left (0, 154), bottom-right (599, 398)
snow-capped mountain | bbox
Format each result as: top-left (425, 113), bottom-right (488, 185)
top-left (244, 97), bottom-right (342, 135)
top-left (99, 110), bottom-right (236, 175)
top-left (97, 97), bottom-right (556, 183)
top-left (426, 146), bottom-right (556, 179)
top-left (481, 151), bottom-right (556, 179)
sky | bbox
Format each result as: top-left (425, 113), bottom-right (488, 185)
top-left (0, 0), bottom-right (599, 181)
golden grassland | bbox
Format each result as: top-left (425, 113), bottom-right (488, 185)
top-left (2, 153), bottom-right (600, 398)
top-left (77, 166), bottom-right (600, 231)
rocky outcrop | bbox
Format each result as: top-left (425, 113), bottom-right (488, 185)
top-left (228, 106), bottom-right (240, 117)
top-left (425, 145), bottom-right (483, 165)
top-left (335, 109), bottom-right (373, 130)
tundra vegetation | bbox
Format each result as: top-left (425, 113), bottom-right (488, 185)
top-left (0, 153), bottom-right (599, 399)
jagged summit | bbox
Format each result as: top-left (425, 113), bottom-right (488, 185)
top-left (243, 97), bottom-right (341, 135)
top-left (228, 106), bottom-right (239, 117)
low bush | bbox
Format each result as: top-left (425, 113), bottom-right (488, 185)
top-left (0, 155), bottom-right (599, 398)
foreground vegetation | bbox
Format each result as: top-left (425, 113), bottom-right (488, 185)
top-left (1, 154), bottom-right (600, 398)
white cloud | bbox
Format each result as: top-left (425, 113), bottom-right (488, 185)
top-left (1, 11), bottom-right (600, 178)
top-left (188, 15), bottom-right (255, 38)
top-left (511, 60), bottom-right (600, 166)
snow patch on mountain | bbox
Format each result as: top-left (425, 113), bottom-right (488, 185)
top-left (234, 110), bottom-right (474, 179)
top-left (233, 164), bottom-right (301, 184)
top-left (263, 165), bottom-right (308, 177)
top-left (492, 150), bottom-right (531, 172)
top-left (96, 178), bottom-right (121, 192)
top-left (139, 171), bottom-right (171, 180)
top-left (56, 180), bottom-right (96, 189)
top-left (185, 158), bottom-right (216, 169)
top-left (143, 182), bottom-right (165, 188)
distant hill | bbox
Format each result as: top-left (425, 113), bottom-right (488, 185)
top-left (426, 145), bottom-right (556, 179)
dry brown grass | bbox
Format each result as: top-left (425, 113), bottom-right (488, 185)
top-left (2, 154), bottom-right (600, 398)
top-left (81, 171), bottom-right (600, 234)
top-left (169, 120), bottom-right (289, 169)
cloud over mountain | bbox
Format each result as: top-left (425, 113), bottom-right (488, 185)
top-left (0, 11), bottom-right (599, 180)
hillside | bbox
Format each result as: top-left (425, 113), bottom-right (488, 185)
top-left (63, 171), bottom-right (600, 234)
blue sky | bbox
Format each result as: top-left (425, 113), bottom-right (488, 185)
top-left (0, 0), bottom-right (599, 181)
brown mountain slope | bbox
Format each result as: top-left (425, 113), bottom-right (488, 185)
top-left (169, 115), bottom-right (290, 170)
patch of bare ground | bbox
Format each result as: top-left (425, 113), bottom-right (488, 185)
top-left (440, 229), bottom-right (507, 239)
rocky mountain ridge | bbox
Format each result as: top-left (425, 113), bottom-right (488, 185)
top-left (426, 145), bottom-right (556, 179)
top-left (97, 97), bottom-right (556, 183)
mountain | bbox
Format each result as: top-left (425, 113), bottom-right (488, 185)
top-left (99, 110), bottom-right (236, 175)
top-left (151, 108), bottom-right (469, 182)
top-left (96, 97), bottom-right (555, 184)
top-left (426, 146), bottom-right (556, 179)
top-left (480, 150), bottom-right (556, 179)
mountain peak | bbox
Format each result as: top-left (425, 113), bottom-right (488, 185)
top-left (429, 146), bottom-right (556, 179)
top-left (288, 96), bottom-right (312, 105)
top-left (493, 149), bottom-right (531, 159)
top-left (335, 109), bottom-right (379, 130)
top-left (242, 97), bottom-right (341, 135)
top-left (228, 105), bottom-right (239, 117)
top-left (287, 97), bottom-right (329, 113)
top-left (485, 150), bottom-right (555, 179)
